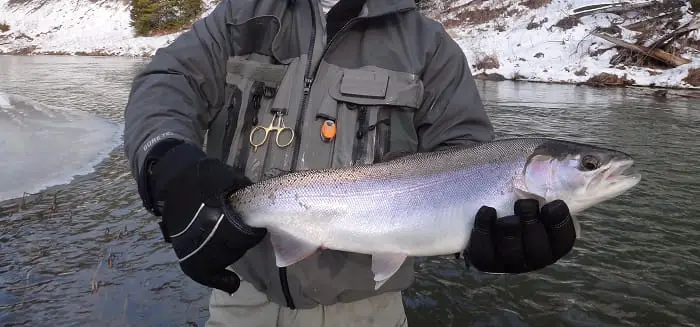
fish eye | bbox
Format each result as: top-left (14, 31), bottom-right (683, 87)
top-left (580, 155), bottom-right (600, 171)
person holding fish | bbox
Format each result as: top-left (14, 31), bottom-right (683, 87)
top-left (123, 0), bottom-right (580, 325)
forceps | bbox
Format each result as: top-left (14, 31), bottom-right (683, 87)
top-left (249, 109), bottom-right (295, 152)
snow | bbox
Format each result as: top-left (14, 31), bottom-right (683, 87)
top-left (1, 0), bottom-right (699, 88)
top-left (0, 0), bottom-right (217, 56)
top-left (447, 0), bottom-right (700, 88)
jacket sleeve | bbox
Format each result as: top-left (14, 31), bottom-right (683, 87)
top-left (123, 0), bottom-right (236, 183)
top-left (414, 27), bottom-right (495, 152)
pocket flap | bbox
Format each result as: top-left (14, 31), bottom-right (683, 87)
top-left (329, 66), bottom-right (424, 109)
top-left (340, 69), bottom-right (389, 98)
top-left (226, 56), bottom-right (288, 86)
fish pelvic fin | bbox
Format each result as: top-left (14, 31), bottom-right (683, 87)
top-left (268, 229), bottom-right (320, 267)
top-left (371, 253), bottom-right (408, 290)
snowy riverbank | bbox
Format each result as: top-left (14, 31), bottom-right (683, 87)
top-left (1, 0), bottom-right (699, 88)
top-left (439, 0), bottom-right (700, 88)
top-left (0, 0), bottom-right (214, 56)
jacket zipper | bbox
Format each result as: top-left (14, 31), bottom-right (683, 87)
top-left (278, 0), bottom-right (320, 310)
top-left (220, 88), bottom-right (242, 162)
top-left (353, 105), bottom-right (368, 164)
top-left (288, 8), bottom-right (413, 168)
top-left (280, 4), bottom-right (414, 310)
top-left (289, 7), bottom-right (414, 169)
top-left (289, 0), bottom-right (319, 172)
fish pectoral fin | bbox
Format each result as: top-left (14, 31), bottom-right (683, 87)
top-left (371, 253), bottom-right (407, 290)
top-left (268, 229), bottom-right (320, 267)
top-left (514, 188), bottom-right (547, 206)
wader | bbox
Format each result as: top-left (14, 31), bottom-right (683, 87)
top-left (206, 280), bottom-right (408, 327)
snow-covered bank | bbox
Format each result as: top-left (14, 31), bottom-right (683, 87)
top-left (0, 0), bottom-right (216, 56)
top-left (440, 0), bottom-right (700, 88)
top-left (1, 0), bottom-right (699, 88)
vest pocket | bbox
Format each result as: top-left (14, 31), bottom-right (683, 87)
top-left (221, 56), bottom-right (289, 177)
top-left (325, 66), bottom-right (425, 166)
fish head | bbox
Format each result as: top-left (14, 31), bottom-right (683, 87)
top-left (517, 139), bottom-right (642, 214)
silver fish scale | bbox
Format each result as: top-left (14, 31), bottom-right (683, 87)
top-left (228, 138), bottom-right (549, 256)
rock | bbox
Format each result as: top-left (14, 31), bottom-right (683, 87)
top-left (682, 68), bottom-right (700, 86)
top-left (474, 73), bottom-right (506, 81)
top-left (584, 72), bottom-right (635, 87)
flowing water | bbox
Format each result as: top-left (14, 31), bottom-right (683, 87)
top-left (0, 55), bottom-right (698, 327)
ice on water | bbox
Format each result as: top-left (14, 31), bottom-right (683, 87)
top-left (0, 92), bottom-right (122, 201)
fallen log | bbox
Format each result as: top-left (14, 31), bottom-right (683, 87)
top-left (623, 11), bottom-right (684, 31)
top-left (591, 31), bottom-right (691, 67)
top-left (647, 17), bottom-right (700, 49)
top-left (572, 1), bottom-right (659, 18)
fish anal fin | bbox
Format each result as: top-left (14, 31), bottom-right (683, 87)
top-left (371, 253), bottom-right (407, 290)
top-left (374, 278), bottom-right (390, 291)
top-left (268, 229), bottom-right (320, 267)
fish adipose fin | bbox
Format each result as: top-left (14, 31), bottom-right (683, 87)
top-left (268, 229), bottom-right (320, 267)
top-left (371, 253), bottom-right (407, 290)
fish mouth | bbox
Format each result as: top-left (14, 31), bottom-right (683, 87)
top-left (588, 159), bottom-right (641, 192)
top-left (592, 159), bottom-right (642, 196)
top-left (609, 160), bottom-right (641, 180)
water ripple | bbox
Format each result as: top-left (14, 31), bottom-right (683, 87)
top-left (1, 56), bottom-right (699, 327)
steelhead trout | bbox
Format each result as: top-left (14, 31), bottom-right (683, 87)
top-left (228, 138), bottom-right (642, 289)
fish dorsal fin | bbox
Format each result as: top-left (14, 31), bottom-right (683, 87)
top-left (371, 253), bottom-right (407, 290)
top-left (268, 229), bottom-right (320, 267)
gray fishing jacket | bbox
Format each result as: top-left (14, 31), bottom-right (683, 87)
top-left (124, 0), bottom-right (494, 310)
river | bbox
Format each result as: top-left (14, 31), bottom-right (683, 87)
top-left (0, 55), bottom-right (698, 327)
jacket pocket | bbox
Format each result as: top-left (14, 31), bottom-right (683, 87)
top-left (326, 66), bottom-right (424, 166)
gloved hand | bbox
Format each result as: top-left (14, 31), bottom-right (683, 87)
top-left (465, 199), bottom-right (576, 273)
top-left (139, 140), bottom-right (267, 294)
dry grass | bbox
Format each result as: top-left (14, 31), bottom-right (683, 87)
top-left (683, 68), bottom-right (700, 86)
top-left (677, 36), bottom-right (700, 52)
top-left (475, 54), bottom-right (500, 70)
top-left (74, 50), bottom-right (114, 56)
top-left (589, 46), bottom-right (614, 57)
top-left (521, 0), bottom-right (552, 9)
top-left (526, 17), bottom-right (548, 30)
top-left (585, 72), bottom-right (635, 87)
top-left (553, 16), bottom-right (581, 30)
top-left (0, 22), bottom-right (9, 33)
top-left (596, 25), bottom-right (621, 36)
top-left (7, 46), bottom-right (38, 55)
top-left (610, 48), bottom-right (670, 70)
top-left (443, 6), bottom-right (510, 29)
top-left (43, 51), bottom-right (72, 55)
top-left (574, 67), bottom-right (588, 76)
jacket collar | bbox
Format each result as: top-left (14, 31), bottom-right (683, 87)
top-left (363, 0), bottom-right (417, 17)
top-left (289, 0), bottom-right (417, 17)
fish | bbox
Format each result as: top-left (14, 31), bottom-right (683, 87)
top-left (227, 138), bottom-right (642, 289)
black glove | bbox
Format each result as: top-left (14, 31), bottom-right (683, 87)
top-left (465, 199), bottom-right (576, 273)
top-left (138, 140), bottom-right (267, 294)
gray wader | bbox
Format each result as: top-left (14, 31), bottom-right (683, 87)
top-left (206, 280), bottom-right (408, 327)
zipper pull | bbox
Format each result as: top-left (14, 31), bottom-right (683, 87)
top-left (303, 77), bottom-right (313, 94)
